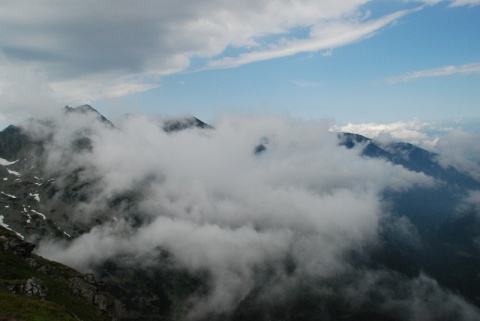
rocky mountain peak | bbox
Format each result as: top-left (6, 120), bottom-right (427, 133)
top-left (65, 105), bottom-right (114, 128)
top-left (162, 116), bottom-right (212, 132)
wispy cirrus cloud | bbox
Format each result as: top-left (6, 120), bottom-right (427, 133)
top-left (289, 79), bottom-right (323, 88)
top-left (449, 0), bottom-right (480, 6)
top-left (385, 62), bottom-right (480, 84)
top-left (206, 9), bottom-right (415, 70)
top-left (419, 0), bottom-right (480, 7)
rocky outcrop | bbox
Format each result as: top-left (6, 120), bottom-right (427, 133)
top-left (6, 277), bottom-right (47, 300)
top-left (0, 235), bottom-right (35, 257)
top-left (65, 105), bottom-right (114, 128)
top-left (68, 274), bottom-right (121, 317)
top-left (0, 228), bottom-right (123, 320)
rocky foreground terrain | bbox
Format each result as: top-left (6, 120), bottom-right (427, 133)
top-left (0, 225), bottom-right (121, 321)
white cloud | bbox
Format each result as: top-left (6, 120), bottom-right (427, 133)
top-left (415, 0), bottom-right (480, 6)
top-left (289, 79), bottom-right (323, 88)
top-left (449, 0), bottom-right (480, 6)
top-left (335, 119), bottom-right (437, 148)
top-left (34, 112), bottom-right (435, 316)
top-left (0, 57), bottom-right (60, 122)
top-left (321, 48), bottom-right (334, 56)
top-left (0, 1), bottom-right (477, 123)
top-left (206, 9), bottom-right (414, 69)
top-left (434, 129), bottom-right (480, 180)
top-left (457, 190), bottom-right (480, 215)
top-left (0, 0), bottom-right (419, 108)
top-left (336, 120), bottom-right (480, 181)
top-left (385, 62), bottom-right (480, 84)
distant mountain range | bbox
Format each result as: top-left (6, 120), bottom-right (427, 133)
top-left (1, 105), bottom-right (479, 320)
top-left (338, 132), bottom-right (480, 189)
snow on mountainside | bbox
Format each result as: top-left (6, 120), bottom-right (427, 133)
top-left (0, 158), bottom-right (18, 166)
top-left (0, 105), bottom-right (213, 243)
top-left (0, 153), bottom-right (73, 242)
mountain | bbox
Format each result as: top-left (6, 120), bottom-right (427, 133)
top-left (0, 106), bottom-right (215, 242)
top-left (337, 132), bottom-right (480, 307)
top-left (65, 105), bottom-right (114, 128)
top-left (162, 115), bottom-right (213, 132)
top-left (0, 226), bottom-right (121, 321)
top-left (0, 106), bottom-right (479, 320)
top-left (0, 106), bottom-right (217, 320)
top-left (338, 132), bottom-right (480, 189)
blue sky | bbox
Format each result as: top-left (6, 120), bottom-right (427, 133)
top-left (111, 2), bottom-right (479, 124)
top-left (0, 0), bottom-right (479, 129)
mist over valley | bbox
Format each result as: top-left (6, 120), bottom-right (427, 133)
top-left (0, 105), bottom-right (479, 320)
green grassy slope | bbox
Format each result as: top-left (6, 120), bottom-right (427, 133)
top-left (0, 228), bottom-right (111, 321)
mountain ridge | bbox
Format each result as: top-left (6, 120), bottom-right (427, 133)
top-left (338, 132), bottom-right (480, 189)
top-left (0, 105), bottom-right (479, 320)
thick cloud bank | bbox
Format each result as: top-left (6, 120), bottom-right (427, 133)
top-left (435, 129), bottom-right (480, 180)
top-left (32, 112), bottom-right (478, 317)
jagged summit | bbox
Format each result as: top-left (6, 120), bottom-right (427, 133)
top-left (65, 104), bottom-right (114, 128)
top-left (162, 115), bottom-right (213, 132)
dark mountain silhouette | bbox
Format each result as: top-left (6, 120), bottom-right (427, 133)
top-left (65, 104), bottom-right (114, 128)
top-left (338, 132), bottom-right (480, 189)
top-left (162, 116), bottom-right (213, 132)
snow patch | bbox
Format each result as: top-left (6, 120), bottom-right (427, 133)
top-left (4, 205), bottom-right (9, 208)
top-left (1, 191), bottom-right (17, 199)
top-left (3, 177), bottom-right (7, 181)
top-left (63, 231), bottom-right (71, 238)
top-left (0, 215), bottom-right (22, 238)
top-left (31, 209), bottom-right (46, 220)
top-left (0, 215), bottom-right (8, 229)
top-left (29, 193), bottom-right (40, 202)
top-left (7, 169), bottom-right (21, 176)
top-left (0, 158), bottom-right (18, 166)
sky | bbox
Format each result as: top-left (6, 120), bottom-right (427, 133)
top-left (0, 0), bottom-right (479, 133)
